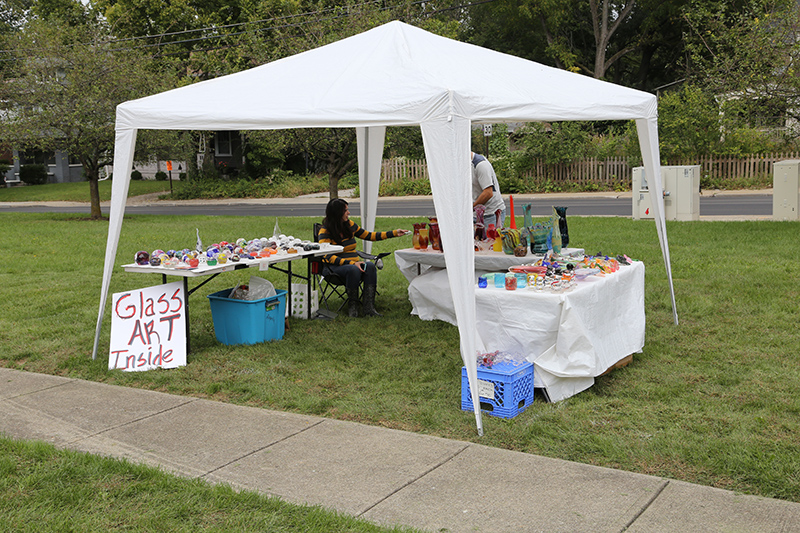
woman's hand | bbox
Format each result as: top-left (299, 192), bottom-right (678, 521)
top-left (395, 229), bottom-right (411, 236)
top-left (355, 261), bottom-right (366, 272)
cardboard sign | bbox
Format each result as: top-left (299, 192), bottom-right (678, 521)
top-left (109, 281), bottom-right (187, 372)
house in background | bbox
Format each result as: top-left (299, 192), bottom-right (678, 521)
top-left (4, 148), bottom-right (83, 186)
top-left (209, 130), bottom-right (244, 176)
top-left (0, 145), bottom-right (12, 180)
top-left (3, 130), bottom-right (240, 186)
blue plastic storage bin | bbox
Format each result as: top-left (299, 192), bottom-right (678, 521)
top-left (461, 360), bottom-right (534, 419)
top-left (207, 288), bottom-right (286, 345)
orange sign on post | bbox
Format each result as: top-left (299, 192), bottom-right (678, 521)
top-left (166, 161), bottom-right (173, 171)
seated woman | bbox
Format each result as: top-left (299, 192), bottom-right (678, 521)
top-left (318, 198), bottom-right (409, 317)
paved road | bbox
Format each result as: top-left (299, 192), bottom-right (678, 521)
top-left (0, 192), bottom-right (775, 218)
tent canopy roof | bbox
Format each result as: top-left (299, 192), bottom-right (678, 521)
top-left (117, 21), bottom-right (658, 132)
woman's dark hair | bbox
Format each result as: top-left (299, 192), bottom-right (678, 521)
top-left (322, 198), bottom-right (353, 243)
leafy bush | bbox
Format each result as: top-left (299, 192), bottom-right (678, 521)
top-left (131, 169), bottom-right (143, 180)
top-left (657, 85), bottom-right (721, 159)
top-left (496, 172), bottom-right (526, 194)
top-left (513, 122), bottom-right (592, 164)
top-left (155, 171), bottom-right (168, 181)
top-left (19, 164), bottom-right (48, 185)
top-left (379, 177), bottom-right (432, 196)
top-left (169, 172), bottom-right (328, 200)
top-left (261, 168), bottom-right (293, 186)
top-left (714, 125), bottom-right (789, 156)
top-left (338, 173), bottom-right (359, 189)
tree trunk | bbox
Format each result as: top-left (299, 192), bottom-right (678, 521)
top-left (86, 167), bottom-right (103, 220)
top-left (327, 153), bottom-right (357, 200)
top-left (589, 0), bottom-right (636, 79)
top-left (328, 173), bottom-right (339, 200)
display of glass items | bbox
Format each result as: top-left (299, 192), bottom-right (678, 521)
top-left (134, 232), bottom-right (316, 270)
top-left (485, 251), bottom-right (635, 293)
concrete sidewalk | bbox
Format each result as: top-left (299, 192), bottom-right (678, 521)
top-left (2, 367), bottom-right (799, 532)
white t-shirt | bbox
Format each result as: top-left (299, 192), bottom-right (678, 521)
top-left (471, 154), bottom-right (505, 215)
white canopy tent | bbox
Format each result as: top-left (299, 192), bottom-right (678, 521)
top-left (93, 21), bottom-right (678, 435)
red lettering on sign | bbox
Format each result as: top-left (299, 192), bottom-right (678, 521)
top-left (157, 292), bottom-right (170, 314)
top-left (115, 293), bottom-right (135, 319)
top-left (170, 289), bottom-right (183, 313)
top-left (128, 320), bottom-right (147, 346)
top-left (143, 297), bottom-right (155, 317)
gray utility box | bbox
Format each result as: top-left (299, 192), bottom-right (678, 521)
top-left (632, 165), bottom-right (700, 221)
top-left (773, 160), bottom-right (799, 221)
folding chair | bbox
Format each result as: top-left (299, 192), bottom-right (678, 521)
top-left (310, 222), bottom-right (390, 318)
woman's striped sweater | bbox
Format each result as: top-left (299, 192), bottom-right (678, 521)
top-left (318, 220), bottom-right (398, 266)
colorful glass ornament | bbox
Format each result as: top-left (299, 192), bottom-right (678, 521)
top-left (135, 251), bottom-right (150, 265)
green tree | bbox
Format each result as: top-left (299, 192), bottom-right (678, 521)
top-left (511, 122), bottom-right (595, 164)
top-left (462, 0), bottom-right (641, 78)
top-left (683, 0), bottom-right (800, 140)
top-left (0, 5), bottom-right (177, 218)
top-left (463, 0), bottom-right (695, 90)
top-left (656, 84), bottom-right (721, 158)
top-left (0, 0), bottom-right (31, 75)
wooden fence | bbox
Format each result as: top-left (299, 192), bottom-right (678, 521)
top-left (381, 157), bottom-right (429, 182)
top-left (381, 153), bottom-right (800, 187)
top-left (522, 157), bottom-right (631, 188)
top-left (669, 153), bottom-right (800, 181)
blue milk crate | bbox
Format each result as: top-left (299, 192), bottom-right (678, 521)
top-left (207, 289), bottom-right (286, 345)
top-left (461, 361), bottom-right (534, 419)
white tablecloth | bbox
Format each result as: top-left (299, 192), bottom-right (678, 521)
top-left (396, 249), bottom-right (645, 402)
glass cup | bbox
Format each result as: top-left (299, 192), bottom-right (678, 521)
top-left (418, 228), bottom-right (429, 249)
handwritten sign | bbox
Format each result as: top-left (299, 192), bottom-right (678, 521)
top-left (477, 379), bottom-right (495, 400)
top-left (109, 281), bottom-right (186, 372)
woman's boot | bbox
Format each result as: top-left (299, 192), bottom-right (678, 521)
top-left (362, 284), bottom-right (382, 317)
top-left (346, 287), bottom-right (360, 317)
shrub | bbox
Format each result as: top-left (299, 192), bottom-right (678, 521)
top-left (496, 173), bottom-right (526, 194)
top-left (155, 171), bottom-right (168, 181)
top-left (338, 173), bottom-right (359, 189)
top-left (379, 177), bottom-right (432, 196)
top-left (19, 164), bottom-right (48, 185)
top-left (131, 169), bottom-right (143, 180)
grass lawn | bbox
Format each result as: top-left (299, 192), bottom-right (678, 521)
top-left (0, 436), bottom-right (418, 532)
top-left (1, 212), bottom-right (799, 509)
top-left (0, 179), bottom-right (182, 203)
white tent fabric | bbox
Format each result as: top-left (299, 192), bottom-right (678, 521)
top-left (93, 21), bottom-right (678, 435)
top-left (356, 126), bottom-right (386, 255)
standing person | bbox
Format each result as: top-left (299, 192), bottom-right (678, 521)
top-left (471, 152), bottom-right (506, 229)
top-left (318, 198), bottom-right (410, 317)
